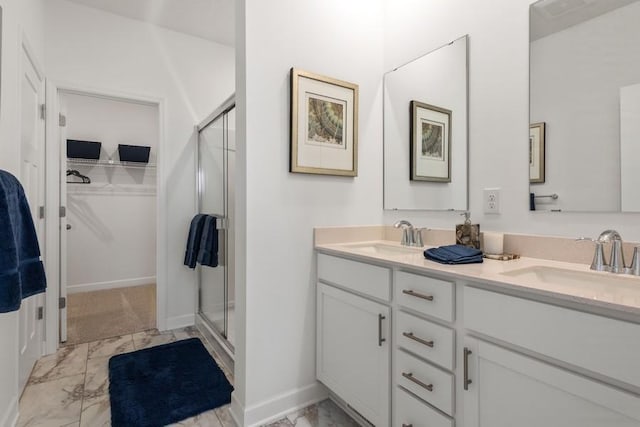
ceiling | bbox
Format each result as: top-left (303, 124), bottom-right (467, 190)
top-left (66, 0), bottom-right (235, 46)
top-left (531, 0), bottom-right (638, 40)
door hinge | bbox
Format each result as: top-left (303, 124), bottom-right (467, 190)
top-left (37, 306), bottom-right (44, 320)
top-left (59, 206), bottom-right (66, 218)
top-left (39, 104), bottom-right (46, 120)
top-left (39, 206), bottom-right (45, 219)
top-left (59, 113), bottom-right (67, 127)
top-left (59, 297), bottom-right (66, 309)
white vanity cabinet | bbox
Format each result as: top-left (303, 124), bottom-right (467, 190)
top-left (463, 339), bottom-right (640, 427)
top-left (316, 254), bottom-right (392, 426)
top-left (463, 286), bottom-right (640, 427)
top-left (315, 249), bottom-right (640, 427)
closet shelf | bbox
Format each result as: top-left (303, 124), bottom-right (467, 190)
top-left (67, 158), bottom-right (156, 169)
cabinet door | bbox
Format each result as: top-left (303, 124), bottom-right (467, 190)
top-left (317, 283), bottom-right (390, 426)
top-left (463, 338), bottom-right (640, 427)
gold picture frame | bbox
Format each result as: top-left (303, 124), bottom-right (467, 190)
top-left (529, 122), bottom-right (545, 183)
top-left (410, 100), bottom-right (452, 182)
top-left (290, 68), bottom-right (359, 176)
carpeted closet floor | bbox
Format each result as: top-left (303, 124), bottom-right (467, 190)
top-left (65, 284), bottom-right (156, 346)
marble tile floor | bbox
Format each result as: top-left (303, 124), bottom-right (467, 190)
top-left (18, 326), bottom-right (360, 427)
top-left (18, 327), bottom-right (234, 427)
top-left (264, 400), bottom-right (362, 427)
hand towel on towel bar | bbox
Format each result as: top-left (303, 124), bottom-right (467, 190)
top-left (197, 216), bottom-right (219, 268)
top-left (0, 170), bottom-right (47, 313)
top-left (424, 244), bottom-right (483, 265)
top-left (184, 214), bottom-right (206, 269)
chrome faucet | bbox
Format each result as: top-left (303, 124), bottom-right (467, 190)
top-left (598, 230), bottom-right (625, 274)
top-left (393, 220), bottom-right (424, 247)
top-left (578, 230), bottom-right (627, 274)
top-left (394, 220), bottom-right (415, 246)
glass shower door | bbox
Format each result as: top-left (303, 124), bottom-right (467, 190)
top-left (198, 114), bottom-right (227, 339)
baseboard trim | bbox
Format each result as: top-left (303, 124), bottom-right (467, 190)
top-left (66, 276), bottom-right (156, 294)
top-left (0, 395), bottom-right (18, 427)
top-left (165, 313), bottom-right (195, 330)
top-left (229, 394), bottom-right (244, 427)
top-left (238, 382), bottom-right (329, 427)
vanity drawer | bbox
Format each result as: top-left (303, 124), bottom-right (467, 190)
top-left (464, 285), bottom-right (640, 389)
top-left (396, 311), bottom-right (455, 371)
top-left (317, 253), bottom-right (391, 301)
top-left (395, 387), bottom-right (454, 427)
top-left (396, 350), bottom-right (454, 416)
top-left (396, 271), bottom-right (454, 322)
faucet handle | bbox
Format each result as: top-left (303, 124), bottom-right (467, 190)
top-left (609, 239), bottom-right (626, 274)
top-left (413, 228), bottom-right (425, 247)
top-left (576, 237), bottom-right (608, 271)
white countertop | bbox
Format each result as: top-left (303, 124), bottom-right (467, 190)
top-left (316, 240), bottom-right (640, 319)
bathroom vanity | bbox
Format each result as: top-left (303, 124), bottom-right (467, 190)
top-left (315, 237), bottom-right (640, 427)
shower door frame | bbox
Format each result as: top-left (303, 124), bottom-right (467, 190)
top-left (196, 94), bottom-right (235, 355)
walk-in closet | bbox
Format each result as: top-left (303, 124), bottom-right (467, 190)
top-left (60, 91), bottom-right (159, 345)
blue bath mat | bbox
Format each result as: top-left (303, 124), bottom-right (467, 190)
top-left (108, 337), bottom-right (233, 427)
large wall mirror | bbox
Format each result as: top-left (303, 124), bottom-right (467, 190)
top-left (383, 35), bottom-right (469, 211)
top-left (529, 0), bottom-right (640, 212)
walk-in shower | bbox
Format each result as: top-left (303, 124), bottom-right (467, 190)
top-left (196, 96), bottom-right (235, 357)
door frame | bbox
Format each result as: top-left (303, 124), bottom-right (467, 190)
top-left (43, 82), bottom-right (166, 354)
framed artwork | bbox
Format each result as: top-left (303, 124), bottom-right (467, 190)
top-left (529, 122), bottom-right (545, 183)
top-left (410, 101), bottom-right (451, 182)
top-left (290, 68), bottom-right (358, 176)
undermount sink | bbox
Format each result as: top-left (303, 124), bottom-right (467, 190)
top-left (501, 266), bottom-right (640, 291)
top-left (343, 242), bottom-right (424, 256)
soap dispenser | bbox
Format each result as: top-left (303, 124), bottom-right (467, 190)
top-left (456, 212), bottom-right (480, 249)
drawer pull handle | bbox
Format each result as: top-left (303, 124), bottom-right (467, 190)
top-left (402, 289), bottom-right (434, 301)
top-left (464, 347), bottom-right (473, 391)
top-left (402, 424), bottom-right (413, 427)
top-left (378, 314), bottom-right (386, 347)
top-left (402, 372), bottom-right (433, 392)
top-left (403, 332), bottom-right (434, 348)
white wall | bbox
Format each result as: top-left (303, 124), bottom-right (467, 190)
top-left (62, 93), bottom-right (158, 293)
top-left (234, 0), bottom-right (385, 424)
top-left (0, 0), bottom-right (46, 424)
top-left (530, 2), bottom-right (640, 211)
top-left (381, 0), bottom-right (640, 242)
top-left (44, 0), bottom-right (235, 329)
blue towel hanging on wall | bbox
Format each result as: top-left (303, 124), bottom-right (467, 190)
top-left (0, 170), bottom-right (47, 313)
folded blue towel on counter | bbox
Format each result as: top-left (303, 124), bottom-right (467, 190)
top-left (424, 244), bottom-right (483, 265)
top-left (0, 170), bottom-right (47, 313)
top-left (197, 216), bottom-right (218, 268)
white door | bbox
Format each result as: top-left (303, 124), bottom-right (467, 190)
top-left (463, 338), bottom-right (640, 427)
top-left (18, 41), bottom-right (46, 393)
top-left (316, 283), bottom-right (390, 427)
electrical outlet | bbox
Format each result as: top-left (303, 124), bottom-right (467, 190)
top-left (484, 188), bottom-right (501, 214)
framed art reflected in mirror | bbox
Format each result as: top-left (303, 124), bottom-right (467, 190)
top-left (529, 122), bottom-right (545, 184)
top-left (410, 101), bottom-right (451, 182)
